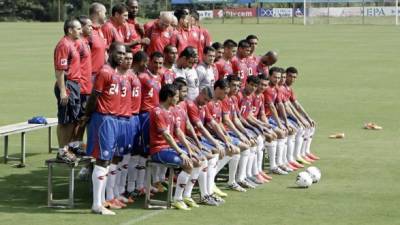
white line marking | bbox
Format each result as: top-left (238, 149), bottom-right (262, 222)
top-left (119, 210), bottom-right (165, 225)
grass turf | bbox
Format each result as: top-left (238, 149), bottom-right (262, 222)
top-left (0, 22), bottom-right (399, 225)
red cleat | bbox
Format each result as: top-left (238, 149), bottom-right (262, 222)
top-left (260, 171), bottom-right (273, 180)
top-left (307, 153), bottom-right (320, 160)
top-left (286, 163), bottom-right (298, 171)
top-left (303, 155), bottom-right (315, 163)
top-left (256, 174), bottom-right (269, 183)
top-left (290, 161), bottom-right (304, 168)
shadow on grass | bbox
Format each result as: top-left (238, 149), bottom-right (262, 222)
top-left (287, 186), bottom-right (310, 189)
top-left (0, 153), bottom-right (42, 164)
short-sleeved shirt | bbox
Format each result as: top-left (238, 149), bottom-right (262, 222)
top-left (277, 85), bottom-right (289, 103)
top-left (149, 106), bottom-right (175, 155)
top-left (221, 96), bottom-right (239, 130)
top-left (197, 27), bottom-right (212, 60)
top-left (93, 64), bottom-right (120, 115)
top-left (172, 101), bottom-right (189, 136)
top-left (101, 19), bottom-right (127, 49)
top-left (263, 85), bottom-right (281, 117)
top-left (160, 66), bottom-right (176, 85)
top-left (75, 38), bottom-right (92, 94)
top-left (283, 85), bottom-right (297, 102)
top-left (246, 55), bottom-right (259, 76)
top-left (206, 100), bottom-right (223, 124)
top-left (130, 71), bottom-right (142, 114)
top-left (126, 23), bottom-right (142, 54)
top-left (90, 25), bottom-right (107, 75)
top-left (186, 100), bottom-right (212, 136)
top-left (171, 28), bottom-right (191, 54)
top-left (215, 58), bottom-right (233, 80)
top-left (145, 21), bottom-right (174, 55)
top-left (118, 73), bottom-right (133, 117)
top-left (236, 92), bottom-right (254, 119)
top-left (257, 62), bottom-right (269, 77)
top-left (54, 36), bottom-right (81, 83)
top-left (138, 69), bottom-right (162, 112)
top-left (174, 66), bottom-right (199, 101)
top-left (231, 56), bottom-right (249, 88)
top-left (252, 93), bottom-right (265, 118)
top-left (196, 62), bottom-right (218, 92)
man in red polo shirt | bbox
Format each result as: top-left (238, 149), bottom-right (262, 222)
top-left (161, 45), bottom-right (178, 85)
top-left (144, 12), bottom-right (174, 55)
top-left (245, 35), bottom-right (259, 76)
top-left (54, 19), bottom-right (82, 158)
top-left (215, 39), bottom-right (237, 79)
top-left (89, 3), bottom-right (107, 77)
top-left (190, 10), bottom-right (212, 61)
top-left (125, 0), bottom-right (150, 53)
top-left (102, 4), bottom-right (129, 49)
top-left (232, 39), bottom-right (251, 88)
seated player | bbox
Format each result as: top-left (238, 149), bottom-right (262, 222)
top-left (149, 84), bottom-right (193, 210)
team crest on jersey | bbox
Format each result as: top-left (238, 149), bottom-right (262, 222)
top-left (163, 32), bottom-right (170, 38)
top-left (60, 58), bottom-right (67, 66)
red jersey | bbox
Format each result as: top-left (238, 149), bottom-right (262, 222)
top-left (76, 38), bottom-right (92, 94)
top-left (127, 18), bottom-right (144, 37)
top-left (171, 28), bottom-right (191, 54)
top-left (221, 96), bottom-right (239, 130)
top-left (172, 102), bottom-right (188, 139)
top-left (101, 19), bottom-right (127, 49)
top-left (118, 73), bottom-right (133, 117)
top-left (246, 55), bottom-right (259, 76)
top-left (130, 72), bottom-right (142, 114)
top-left (252, 93), bottom-right (265, 118)
top-left (215, 58), bottom-right (233, 80)
top-left (93, 65), bottom-right (120, 115)
top-left (90, 25), bottom-right (107, 75)
top-left (149, 106), bottom-right (175, 155)
top-left (257, 62), bottom-right (269, 77)
top-left (263, 85), bottom-right (281, 117)
top-left (186, 100), bottom-right (212, 135)
top-left (206, 100), bottom-right (223, 124)
top-left (231, 56), bottom-right (249, 88)
top-left (145, 20), bottom-right (174, 55)
top-left (236, 92), bottom-right (254, 118)
top-left (54, 36), bottom-right (81, 82)
top-left (160, 67), bottom-right (176, 85)
top-left (126, 23), bottom-right (142, 54)
top-left (277, 85), bottom-right (289, 103)
top-left (283, 85), bottom-right (296, 102)
top-left (197, 26), bottom-right (212, 60)
top-left (138, 69), bottom-right (162, 112)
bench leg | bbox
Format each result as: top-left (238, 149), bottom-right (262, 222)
top-left (167, 167), bottom-right (174, 209)
top-left (4, 136), bottom-right (8, 164)
top-left (48, 164), bottom-right (53, 207)
top-left (20, 132), bottom-right (26, 165)
top-left (144, 164), bottom-right (151, 208)
top-left (48, 127), bottom-right (52, 153)
top-left (68, 167), bottom-right (75, 208)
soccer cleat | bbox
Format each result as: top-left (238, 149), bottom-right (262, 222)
top-left (286, 163), bottom-right (298, 171)
top-left (247, 176), bottom-right (263, 185)
top-left (212, 185), bottom-right (228, 197)
top-left (117, 196), bottom-right (132, 204)
top-left (154, 182), bottom-right (167, 193)
top-left (183, 197), bottom-right (200, 208)
top-left (199, 195), bottom-right (219, 206)
top-left (172, 200), bottom-right (191, 210)
top-left (303, 155), bottom-right (315, 163)
top-left (364, 122), bottom-right (383, 130)
top-left (228, 183), bottom-right (247, 192)
top-left (279, 165), bottom-right (293, 173)
top-left (260, 171), bottom-right (273, 180)
top-left (271, 167), bottom-right (288, 175)
top-left (57, 146), bottom-right (77, 163)
top-left (329, 132), bottom-right (345, 139)
top-left (290, 161), bottom-right (304, 169)
top-left (238, 180), bottom-right (256, 189)
top-left (92, 206), bottom-right (116, 215)
top-left (297, 157), bottom-right (311, 165)
top-left (210, 193), bottom-right (225, 204)
top-left (113, 198), bottom-right (127, 208)
top-left (256, 174), bottom-right (270, 183)
top-left (307, 153), bottom-right (320, 160)
top-left (105, 199), bottom-right (122, 209)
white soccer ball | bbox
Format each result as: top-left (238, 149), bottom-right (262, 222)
top-left (295, 171), bottom-right (313, 188)
top-left (306, 166), bottom-right (321, 183)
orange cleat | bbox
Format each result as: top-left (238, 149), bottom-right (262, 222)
top-left (307, 153), bottom-right (320, 160)
top-left (290, 161), bottom-right (304, 168)
top-left (260, 171), bottom-right (273, 180)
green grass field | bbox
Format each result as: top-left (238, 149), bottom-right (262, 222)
top-left (0, 22), bottom-right (400, 225)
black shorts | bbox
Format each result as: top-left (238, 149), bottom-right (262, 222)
top-left (54, 80), bottom-right (81, 125)
top-left (79, 94), bottom-right (90, 118)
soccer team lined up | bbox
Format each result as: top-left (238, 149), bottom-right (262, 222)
top-left (53, 1), bottom-right (320, 215)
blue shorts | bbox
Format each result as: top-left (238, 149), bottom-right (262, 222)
top-left (129, 115), bottom-right (141, 154)
top-left (115, 117), bottom-right (130, 157)
top-left (138, 112), bottom-right (150, 155)
top-left (151, 147), bottom-right (188, 167)
top-left (54, 80), bottom-right (81, 124)
top-left (268, 117), bottom-right (278, 129)
top-left (199, 137), bottom-right (215, 152)
top-left (287, 116), bottom-right (299, 128)
top-left (227, 131), bottom-right (240, 146)
top-left (86, 112), bottom-right (118, 161)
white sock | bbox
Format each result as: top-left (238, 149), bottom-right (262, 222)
top-left (301, 129), bottom-right (311, 157)
top-left (287, 135), bottom-right (295, 162)
top-left (256, 136), bottom-right (264, 174)
top-left (158, 165), bottom-right (168, 183)
top-left (268, 141), bottom-right (278, 169)
top-left (113, 163), bottom-right (122, 198)
top-left (198, 160), bottom-right (209, 198)
top-left (216, 155), bottom-right (232, 173)
top-left (228, 154), bottom-right (240, 185)
top-left (174, 171), bottom-right (190, 201)
top-left (183, 166), bottom-right (201, 198)
top-left (246, 147), bottom-right (256, 178)
top-left (101, 166), bottom-right (109, 204)
top-left (151, 164), bottom-right (160, 184)
top-left (207, 155), bottom-right (218, 194)
top-left (282, 137), bottom-right (288, 165)
top-left (127, 155), bottom-right (139, 193)
top-left (119, 155), bottom-right (130, 194)
top-left (106, 164), bottom-right (117, 201)
top-left (295, 129), bottom-right (305, 159)
top-left (276, 139), bottom-right (285, 166)
top-left (136, 156), bottom-right (147, 190)
top-left (306, 127), bottom-right (315, 155)
top-left (237, 149), bottom-right (250, 182)
top-left (92, 165), bottom-right (108, 209)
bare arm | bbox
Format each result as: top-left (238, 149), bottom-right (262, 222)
top-left (55, 70), bottom-right (68, 106)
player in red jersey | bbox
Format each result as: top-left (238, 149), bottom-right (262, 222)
top-left (171, 9), bottom-right (194, 54)
top-left (231, 40), bottom-right (251, 88)
top-left (81, 42), bottom-right (126, 215)
top-left (88, 3), bottom-right (107, 77)
top-left (124, 1), bottom-right (150, 54)
top-left (53, 19), bottom-right (82, 155)
top-left (257, 51), bottom-right (278, 77)
top-left (285, 67), bottom-right (320, 163)
top-left (245, 35), bottom-right (259, 76)
top-left (102, 4), bottom-right (129, 49)
top-left (161, 45), bottom-right (178, 85)
top-left (149, 84), bottom-right (194, 210)
top-left (190, 10), bottom-right (212, 61)
top-left (206, 79), bottom-right (244, 192)
top-left (144, 12), bottom-right (174, 55)
top-left (215, 39), bottom-right (237, 79)
top-left (126, 0), bottom-right (145, 37)
top-left (212, 42), bottom-right (224, 62)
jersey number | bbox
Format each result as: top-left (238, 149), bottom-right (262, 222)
top-left (109, 84), bottom-right (119, 95)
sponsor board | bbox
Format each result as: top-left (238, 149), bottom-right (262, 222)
top-left (213, 8), bottom-right (257, 18)
top-left (161, 10), bottom-right (213, 20)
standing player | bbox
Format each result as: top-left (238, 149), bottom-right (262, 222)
top-left (190, 10), bottom-right (212, 60)
top-left (126, 0), bottom-right (144, 37)
top-left (197, 46), bottom-right (218, 92)
top-left (231, 40), bottom-right (251, 88)
top-left (82, 42), bottom-right (126, 215)
top-left (53, 19), bottom-right (82, 158)
top-left (212, 42), bottom-right (224, 63)
top-left (88, 3), bottom-right (107, 78)
top-left (171, 9), bottom-right (196, 54)
top-left (257, 51), bottom-right (278, 77)
top-left (161, 45), bottom-right (178, 85)
top-left (245, 35), bottom-right (259, 76)
top-left (102, 4), bottom-right (129, 49)
top-left (174, 47), bottom-right (199, 101)
top-left (215, 39), bottom-right (237, 79)
top-left (144, 12), bottom-right (173, 55)
top-left (125, 1), bottom-right (150, 54)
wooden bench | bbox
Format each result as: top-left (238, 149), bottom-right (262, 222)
top-left (0, 118), bottom-right (58, 165)
top-left (46, 156), bottom-right (95, 208)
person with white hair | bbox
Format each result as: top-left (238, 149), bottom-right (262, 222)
top-left (144, 12), bottom-right (174, 55)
